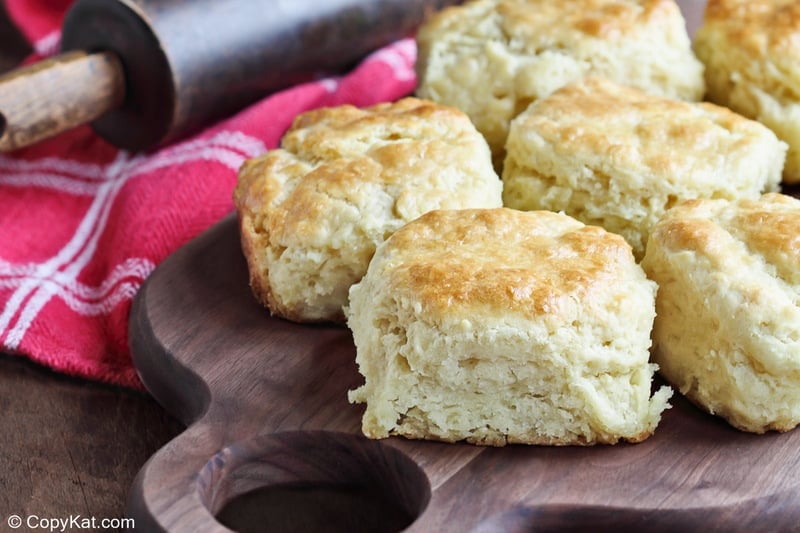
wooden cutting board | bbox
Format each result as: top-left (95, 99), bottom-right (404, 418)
top-left (126, 213), bottom-right (800, 532)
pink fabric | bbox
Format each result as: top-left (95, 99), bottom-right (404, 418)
top-left (1, 1), bottom-right (418, 388)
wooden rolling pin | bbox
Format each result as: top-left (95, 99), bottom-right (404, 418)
top-left (0, 0), bottom-right (462, 152)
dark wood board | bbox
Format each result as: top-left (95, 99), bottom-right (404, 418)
top-left (127, 213), bottom-right (800, 532)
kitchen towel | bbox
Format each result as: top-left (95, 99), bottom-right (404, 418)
top-left (0, 0), bottom-right (418, 388)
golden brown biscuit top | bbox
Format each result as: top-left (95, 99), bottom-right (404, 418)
top-left (653, 193), bottom-right (800, 286)
top-left (378, 208), bottom-right (639, 321)
top-left (510, 77), bottom-right (773, 179)
top-left (500, 0), bottom-right (677, 40)
top-left (702, 0), bottom-right (800, 60)
top-left (233, 97), bottom-right (498, 249)
top-left (282, 97), bottom-right (477, 162)
top-left (423, 0), bottom-right (682, 49)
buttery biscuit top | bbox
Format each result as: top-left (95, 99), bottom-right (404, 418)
top-left (234, 97), bottom-right (500, 251)
top-left (509, 76), bottom-right (779, 184)
top-left (653, 193), bottom-right (800, 287)
top-left (422, 0), bottom-right (685, 49)
top-left (697, 0), bottom-right (800, 99)
top-left (378, 208), bottom-right (638, 323)
top-left (702, 0), bottom-right (800, 63)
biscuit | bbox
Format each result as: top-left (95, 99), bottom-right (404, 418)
top-left (347, 208), bottom-right (672, 446)
top-left (502, 77), bottom-right (785, 259)
top-left (694, 0), bottom-right (800, 184)
top-left (641, 193), bottom-right (800, 433)
top-left (233, 98), bottom-right (502, 323)
top-left (416, 0), bottom-right (704, 167)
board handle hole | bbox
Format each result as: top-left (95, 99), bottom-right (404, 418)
top-left (197, 430), bottom-right (430, 533)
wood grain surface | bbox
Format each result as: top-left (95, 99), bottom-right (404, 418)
top-left (0, 50), bottom-right (125, 152)
top-left (128, 214), bottom-right (800, 533)
top-left (0, 354), bottom-right (183, 526)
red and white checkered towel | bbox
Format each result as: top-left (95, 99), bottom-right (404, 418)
top-left (0, 0), bottom-right (418, 388)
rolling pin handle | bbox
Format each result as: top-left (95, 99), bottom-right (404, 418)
top-left (0, 51), bottom-right (125, 152)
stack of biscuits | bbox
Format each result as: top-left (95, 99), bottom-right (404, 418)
top-left (234, 0), bottom-right (800, 445)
